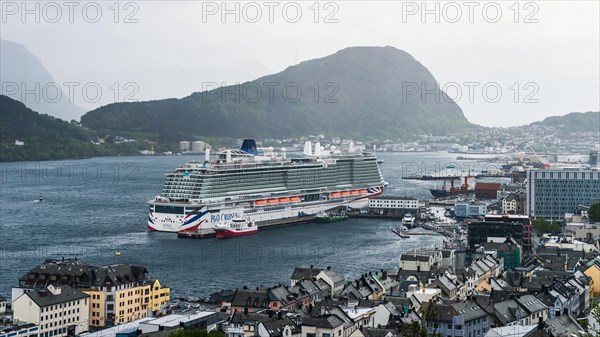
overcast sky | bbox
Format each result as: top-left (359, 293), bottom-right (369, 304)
top-left (1, 1), bottom-right (599, 127)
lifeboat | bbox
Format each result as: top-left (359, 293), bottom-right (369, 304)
top-left (267, 199), bottom-right (279, 204)
top-left (341, 191), bottom-right (351, 196)
top-left (359, 189), bottom-right (368, 194)
top-left (350, 190), bottom-right (360, 195)
top-left (290, 196), bottom-right (301, 202)
top-left (330, 192), bottom-right (341, 198)
top-left (278, 197), bottom-right (290, 203)
top-left (255, 200), bottom-right (267, 206)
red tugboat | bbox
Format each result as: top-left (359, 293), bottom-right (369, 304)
top-left (213, 217), bottom-right (257, 239)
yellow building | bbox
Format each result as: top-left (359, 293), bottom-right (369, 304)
top-left (584, 262), bottom-right (600, 297)
top-left (17, 259), bottom-right (170, 329)
top-left (149, 279), bottom-right (171, 313)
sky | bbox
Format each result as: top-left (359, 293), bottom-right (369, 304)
top-left (1, 0), bottom-right (599, 127)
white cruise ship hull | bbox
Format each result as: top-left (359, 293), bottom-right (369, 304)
top-left (147, 187), bottom-right (383, 233)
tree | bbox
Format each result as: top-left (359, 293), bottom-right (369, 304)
top-left (169, 329), bottom-right (225, 337)
top-left (584, 298), bottom-right (600, 337)
top-left (590, 203), bottom-right (600, 223)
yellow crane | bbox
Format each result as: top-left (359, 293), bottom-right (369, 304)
top-left (510, 142), bottom-right (524, 162)
top-left (525, 144), bottom-right (542, 163)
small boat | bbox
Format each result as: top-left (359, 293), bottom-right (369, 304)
top-left (350, 190), bottom-right (360, 195)
top-left (391, 226), bottom-right (410, 238)
top-left (278, 197), bottom-right (290, 203)
top-left (341, 191), bottom-right (350, 196)
top-left (359, 189), bottom-right (368, 194)
top-left (330, 192), bottom-right (341, 198)
top-left (255, 200), bottom-right (267, 206)
top-left (35, 194), bottom-right (44, 203)
top-left (267, 199), bottom-right (279, 204)
top-left (402, 213), bottom-right (416, 227)
top-left (315, 212), bottom-right (348, 223)
top-left (213, 217), bottom-right (257, 239)
top-left (290, 196), bottom-right (301, 202)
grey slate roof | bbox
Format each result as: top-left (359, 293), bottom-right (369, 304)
top-left (302, 315), bottom-right (344, 329)
top-left (25, 285), bottom-right (88, 307)
top-left (231, 289), bottom-right (269, 308)
top-left (291, 267), bottom-right (321, 281)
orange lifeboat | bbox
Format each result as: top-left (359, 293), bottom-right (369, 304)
top-left (267, 199), bottom-right (279, 204)
top-left (341, 191), bottom-right (350, 196)
top-left (330, 192), bottom-right (341, 198)
top-left (350, 190), bottom-right (360, 195)
top-left (290, 196), bottom-right (301, 202)
top-left (255, 200), bottom-right (267, 206)
top-left (278, 197), bottom-right (290, 203)
top-left (359, 189), bottom-right (368, 194)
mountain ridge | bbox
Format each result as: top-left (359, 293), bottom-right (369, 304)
top-left (81, 46), bottom-right (476, 143)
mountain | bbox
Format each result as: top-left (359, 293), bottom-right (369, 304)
top-left (0, 39), bottom-right (85, 121)
top-left (0, 95), bottom-right (141, 162)
top-left (81, 46), bottom-right (475, 143)
top-left (530, 111), bottom-right (599, 133)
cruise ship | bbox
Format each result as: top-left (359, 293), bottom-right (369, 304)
top-left (148, 139), bottom-right (386, 234)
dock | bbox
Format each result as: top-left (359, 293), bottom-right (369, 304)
top-left (177, 215), bottom-right (316, 239)
top-left (402, 174), bottom-right (511, 181)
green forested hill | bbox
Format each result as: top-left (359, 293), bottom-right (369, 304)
top-left (81, 46), bottom-right (475, 143)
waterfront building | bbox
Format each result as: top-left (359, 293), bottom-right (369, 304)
top-left (474, 182), bottom-right (501, 200)
top-left (0, 295), bottom-right (5, 314)
top-left (526, 169), bottom-right (600, 219)
top-left (455, 203), bottom-right (486, 219)
top-left (368, 196), bottom-right (418, 214)
top-left (15, 259), bottom-right (170, 328)
top-left (467, 221), bottom-right (523, 252)
top-left (13, 284), bottom-right (89, 337)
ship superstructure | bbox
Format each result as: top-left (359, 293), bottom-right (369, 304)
top-left (148, 139), bottom-right (386, 233)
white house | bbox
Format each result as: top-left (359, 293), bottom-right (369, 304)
top-left (13, 285), bottom-right (90, 337)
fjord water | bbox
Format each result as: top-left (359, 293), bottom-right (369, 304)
top-left (0, 152), bottom-right (501, 298)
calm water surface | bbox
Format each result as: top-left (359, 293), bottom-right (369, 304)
top-left (0, 152), bottom-right (502, 299)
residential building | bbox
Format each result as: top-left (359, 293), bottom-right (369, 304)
top-left (13, 285), bottom-right (89, 337)
top-left (301, 316), bottom-right (346, 337)
top-left (317, 268), bottom-right (346, 297)
top-left (0, 295), bottom-right (6, 314)
top-left (502, 192), bottom-right (526, 215)
top-left (423, 300), bottom-right (490, 337)
top-left (526, 169), bottom-right (600, 219)
top-left (15, 258), bottom-right (170, 328)
top-left (398, 250), bottom-right (443, 272)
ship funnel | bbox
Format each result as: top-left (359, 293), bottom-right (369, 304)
top-left (240, 139), bottom-right (258, 155)
top-left (226, 150), bottom-right (232, 163)
top-left (314, 142), bottom-right (322, 156)
top-left (205, 146), bottom-right (210, 162)
top-left (348, 141), bottom-right (355, 153)
top-left (303, 141), bottom-right (312, 156)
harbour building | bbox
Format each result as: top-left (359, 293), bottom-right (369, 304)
top-left (13, 259), bottom-right (170, 328)
top-left (526, 169), bottom-right (600, 219)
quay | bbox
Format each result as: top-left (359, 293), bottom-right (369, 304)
top-left (402, 173), bottom-right (511, 180)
